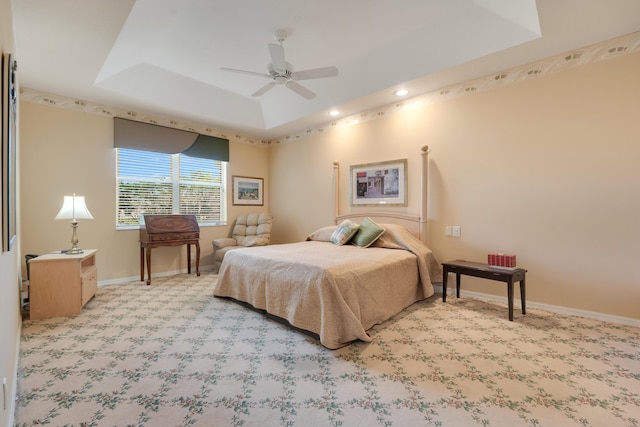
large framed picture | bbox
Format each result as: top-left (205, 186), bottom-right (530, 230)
top-left (232, 176), bottom-right (264, 206)
top-left (350, 159), bottom-right (407, 207)
top-left (2, 53), bottom-right (17, 252)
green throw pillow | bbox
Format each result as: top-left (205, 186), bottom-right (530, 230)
top-left (351, 217), bottom-right (385, 248)
top-left (330, 219), bottom-right (360, 245)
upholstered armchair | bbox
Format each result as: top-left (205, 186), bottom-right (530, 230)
top-left (212, 213), bottom-right (273, 271)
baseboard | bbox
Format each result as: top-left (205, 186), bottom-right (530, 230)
top-left (8, 320), bottom-right (20, 427)
top-left (434, 285), bottom-right (640, 328)
top-left (98, 264), bottom-right (216, 287)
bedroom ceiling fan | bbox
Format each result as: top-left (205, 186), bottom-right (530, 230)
top-left (221, 29), bottom-right (338, 100)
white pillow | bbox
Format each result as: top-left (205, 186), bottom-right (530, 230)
top-left (306, 226), bottom-right (337, 242)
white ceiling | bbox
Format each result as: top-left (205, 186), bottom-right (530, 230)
top-left (12, 0), bottom-right (640, 140)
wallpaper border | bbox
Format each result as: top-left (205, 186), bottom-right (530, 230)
top-left (19, 31), bottom-right (640, 146)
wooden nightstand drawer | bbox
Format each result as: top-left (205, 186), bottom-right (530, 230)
top-left (81, 266), bottom-right (98, 305)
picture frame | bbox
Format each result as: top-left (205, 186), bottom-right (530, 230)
top-left (232, 176), bottom-right (264, 206)
top-left (350, 159), bottom-right (407, 207)
top-left (2, 53), bottom-right (17, 252)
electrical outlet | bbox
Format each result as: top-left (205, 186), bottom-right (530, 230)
top-left (445, 226), bottom-right (452, 236)
top-left (452, 226), bottom-right (461, 237)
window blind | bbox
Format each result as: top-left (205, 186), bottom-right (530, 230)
top-left (116, 148), bottom-right (226, 228)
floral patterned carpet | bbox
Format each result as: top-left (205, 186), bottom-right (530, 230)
top-left (15, 272), bottom-right (640, 426)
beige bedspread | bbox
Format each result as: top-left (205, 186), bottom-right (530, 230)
top-left (214, 223), bottom-right (442, 349)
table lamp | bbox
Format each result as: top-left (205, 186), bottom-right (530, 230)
top-left (55, 193), bottom-right (93, 254)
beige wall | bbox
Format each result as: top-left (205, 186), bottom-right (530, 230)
top-left (269, 52), bottom-right (640, 320)
top-left (19, 101), bottom-right (269, 282)
top-left (5, 5), bottom-right (637, 425)
top-left (0, 0), bottom-right (20, 424)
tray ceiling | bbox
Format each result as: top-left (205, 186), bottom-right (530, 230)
top-left (12, 0), bottom-right (640, 140)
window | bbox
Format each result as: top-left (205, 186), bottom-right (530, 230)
top-left (116, 148), bottom-right (226, 228)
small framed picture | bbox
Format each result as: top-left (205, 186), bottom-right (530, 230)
top-left (232, 176), bottom-right (264, 206)
top-left (350, 159), bottom-right (407, 207)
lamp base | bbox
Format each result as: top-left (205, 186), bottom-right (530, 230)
top-left (64, 221), bottom-right (84, 255)
top-left (63, 247), bottom-right (84, 255)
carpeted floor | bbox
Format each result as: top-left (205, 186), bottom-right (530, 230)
top-left (14, 271), bottom-right (640, 426)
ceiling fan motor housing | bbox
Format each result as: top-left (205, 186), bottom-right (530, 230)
top-left (268, 62), bottom-right (294, 79)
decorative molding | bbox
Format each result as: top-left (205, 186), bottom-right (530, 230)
top-left (20, 31), bottom-right (640, 146)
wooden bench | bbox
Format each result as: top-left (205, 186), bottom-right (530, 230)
top-left (442, 260), bottom-right (527, 321)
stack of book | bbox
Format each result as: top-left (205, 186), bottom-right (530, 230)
top-left (488, 253), bottom-right (517, 269)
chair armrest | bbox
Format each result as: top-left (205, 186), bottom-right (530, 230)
top-left (213, 238), bottom-right (237, 249)
top-left (243, 236), bottom-right (269, 247)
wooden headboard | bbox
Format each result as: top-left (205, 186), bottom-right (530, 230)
top-left (334, 146), bottom-right (430, 244)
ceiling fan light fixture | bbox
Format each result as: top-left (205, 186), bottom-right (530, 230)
top-left (394, 88), bottom-right (410, 97)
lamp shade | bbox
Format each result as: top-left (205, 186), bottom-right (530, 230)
top-left (55, 195), bottom-right (93, 220)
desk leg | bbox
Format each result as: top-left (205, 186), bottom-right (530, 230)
top-left (456, 274), bottom-right (461, 298)
top-left (187, 244), bottom-right (192, 275)
top-left (442, 266), bottom-right (449, 302)
top-left (520, 278), bottom-right (526, 315)
top-left (195, 242), bottom-right (201, 276)
top-left (507, 280), bottom-right (514, 321)
top-left (145, 248), bottom-right (152, 286)
top-left (140, 247), bottom-right (145, 282)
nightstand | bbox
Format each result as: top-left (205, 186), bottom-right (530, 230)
top-left (28, 249), bottom-right (98, 320)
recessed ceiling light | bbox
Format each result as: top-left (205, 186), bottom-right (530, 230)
top-left (394, 89), bottom-right (410, 97)
top-left (329, 110), bottom-right (340, 116)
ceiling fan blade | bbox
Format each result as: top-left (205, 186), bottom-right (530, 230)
top-left (285, 81), bottom-right (316, 99)
top-left (291, 66), bottom-right (338, 81)
top-left (268, 43), bottom-right (286, 73)
top-left (252, 82), bottom-right (277, 97)
top-left (220, 67), bottom-right (272, 79)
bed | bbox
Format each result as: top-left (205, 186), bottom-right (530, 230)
top-left (214, 146), bottom-right (442, 349)
top-left (214, 221), bottom-right (441, 349)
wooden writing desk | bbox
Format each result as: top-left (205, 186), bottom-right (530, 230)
top-left (139, 214), bottom-right (200, 285)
